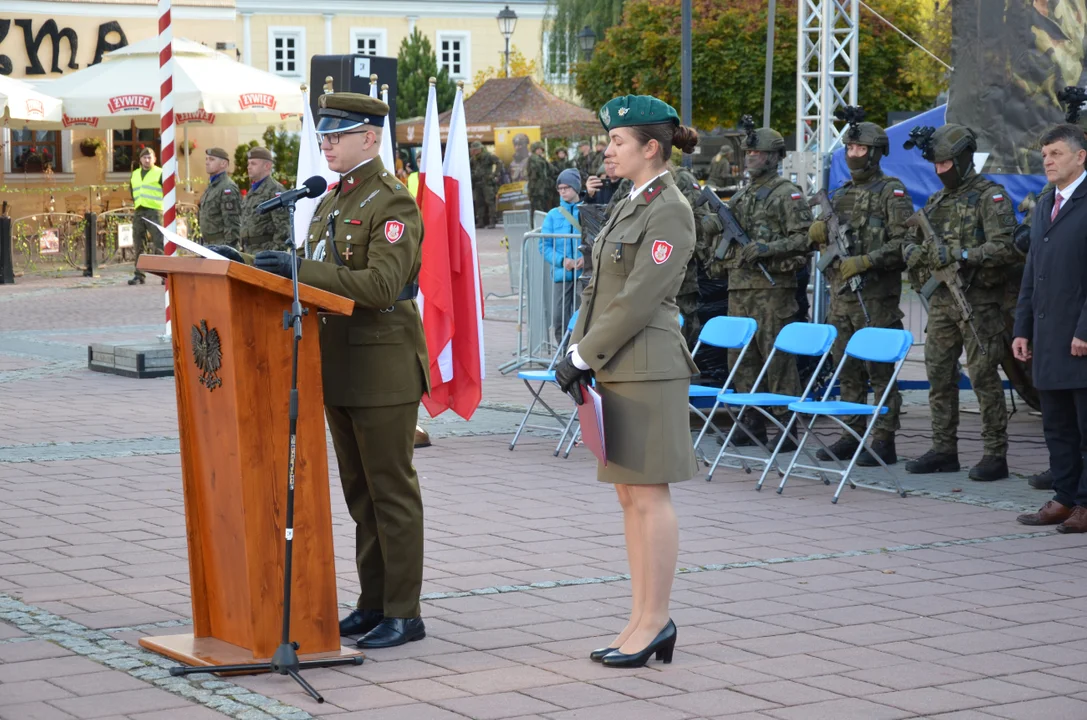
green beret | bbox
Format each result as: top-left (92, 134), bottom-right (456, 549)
top-left (317, 92), bottom-right (388, 132)
top-left (598, 95), bottom-right (679, 132)
top-left (206, 147), bottom-right (230, 161)
top-left (247, 147), bottom-right (273, 161)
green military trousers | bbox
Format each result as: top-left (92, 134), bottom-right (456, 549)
top-left (325, 402), bottom-right (423, 618)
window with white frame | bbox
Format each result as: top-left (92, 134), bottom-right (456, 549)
top-left (351, 29), bottom-right (386, 57)
top-left (3, 128), bottom-right (72, 176)
top-left (269, 27), bottom-right (305, 78)
top-left (543, 31), bottom-right (571, 84)
top-left (436, 32), bottom-right (469, 79)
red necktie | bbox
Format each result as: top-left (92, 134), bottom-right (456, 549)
top-left (1052, 193), bottom-right (1063, 222)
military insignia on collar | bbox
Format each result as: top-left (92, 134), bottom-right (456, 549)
top-left (618, 107), bottom-right (630, 117)
top-left (385, 220), bottom-right (405, 243)
top-left (347, 176), bottom-right (355, 185)
top-left (643, 184), bottom-right (662, 202)
top-left (651, 240), bottom-right (673, 265)
top-left (600, 106), bottom-right (611, 125)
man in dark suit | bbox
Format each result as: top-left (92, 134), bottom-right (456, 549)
top-left (1014, 123), bottom-right (1087, 533)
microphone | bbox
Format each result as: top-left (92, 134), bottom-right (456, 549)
top-left (256, 175), bottom-right (328, 215)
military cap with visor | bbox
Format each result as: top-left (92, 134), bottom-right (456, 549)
top-left (316, 92), bottom-right (388, 134)
top-left (598, 95), bottom-right (679, 132)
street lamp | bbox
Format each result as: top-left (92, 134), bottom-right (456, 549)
top-left (577, 25), bottom-right (597, 61)
top-left (497, 5), bottom-right (518, 78)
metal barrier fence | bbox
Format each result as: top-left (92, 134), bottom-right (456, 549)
top-left (498, 227), bottom-right (583, 374)
top-left (6, 205), bottom-right (199, 277)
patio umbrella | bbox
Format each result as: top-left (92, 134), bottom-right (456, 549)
top-left (35, 37), bottom-right (304, 130)
top-left (0, 75), bottom-right (63, 124)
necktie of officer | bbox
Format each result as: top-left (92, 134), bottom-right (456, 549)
top-left (1052, 193), bottom-right (1062, 223)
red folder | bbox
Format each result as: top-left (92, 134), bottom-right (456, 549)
top-left (578, 384), bottom-right (607, 465)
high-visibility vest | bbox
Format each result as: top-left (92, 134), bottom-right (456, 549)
top-left (407, 171), bottom-right (419, 198)
top-left (131, 166), bottom-right (164, 210)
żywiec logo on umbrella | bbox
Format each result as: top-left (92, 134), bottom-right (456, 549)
top-left (25, 99), bottom-right (44, 119)
top-left (63, 115), bottom-right (99, 128)
top-left (178, 109), bottom-right (217, 125)
top-left (239, 93), bottom-right (277, 111)
top-left (108, 95), bottom-right (155, 114)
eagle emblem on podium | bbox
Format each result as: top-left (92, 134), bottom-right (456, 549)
top-left (191, 320), bottom-right (223, 391)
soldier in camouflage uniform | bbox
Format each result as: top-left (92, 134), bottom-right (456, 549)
top-left (707, 144), bottom-right (736, 189)
top-left (902, 124), bottom-right (1018, 482)
top-left (669, 164), bottom-right (717, 349)
top-left (239, 147), bottom-right (290, 253)
top-left (712, 126), bottom-right (813, 449)
top-left (198, 147), bottom-right (241, 247)
top-left (807, 117), bottom-right (912, 466)
top-left (527, 142), bottom-right (555, 218)
top-left (575, 141), bottom-right (596, 184)
top-left (469, 141), bottom-right (501, 228)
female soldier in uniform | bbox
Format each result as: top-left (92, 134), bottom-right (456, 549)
top-left (554, 95), bottom-right (700, 668)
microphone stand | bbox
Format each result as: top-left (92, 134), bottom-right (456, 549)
top-left (168, 198), bottom-right (364, 703)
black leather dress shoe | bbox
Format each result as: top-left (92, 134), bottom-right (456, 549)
top-left (602, 620), bottom-right (677, 668)
top-left (589, 646), bottom-right (617, 662)
top-left (339, 609), bottom-right (384, 637)
top-left (357, 617), bottom-right (426, 649)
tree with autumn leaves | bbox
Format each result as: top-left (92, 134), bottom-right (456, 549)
top-left (572, 0), bottom-right (948, 133)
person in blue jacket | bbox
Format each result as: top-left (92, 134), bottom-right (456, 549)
top-left (539, 168), bottom-right (584, 345)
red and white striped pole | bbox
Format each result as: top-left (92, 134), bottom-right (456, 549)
top-left (158, 0), bottom-right (177, 338)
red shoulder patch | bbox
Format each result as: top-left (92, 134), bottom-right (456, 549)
top-left (385, 220), bottom-right (405, 243)
top-left (651, 240), bottom-right (673, 265)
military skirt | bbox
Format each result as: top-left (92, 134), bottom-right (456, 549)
top-left (596, 378), bottom-right (698, 485)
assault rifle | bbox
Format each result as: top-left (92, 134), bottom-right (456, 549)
top-left (905, 209), bottom-right (986, 354)
top-left (694, 185), bottom-right (775, 285)
top-left (809, 189), bottom-right (869, 325)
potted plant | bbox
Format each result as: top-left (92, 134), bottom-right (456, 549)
top-left (79, 137), bottom-right (104, 158)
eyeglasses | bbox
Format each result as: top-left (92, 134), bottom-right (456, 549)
top-left (317, 130), bottom-right (368, 146)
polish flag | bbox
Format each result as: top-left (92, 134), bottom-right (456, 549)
top-left (422, 84), bottom-right (485, 419)
top-left (416, 82), bottom-right (455, 395)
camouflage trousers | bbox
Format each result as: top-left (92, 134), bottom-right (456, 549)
top-left (473, 185), bottom-right (498, 227)
top-left (828, 295), bottom-right (903, 438)
top-left (677, 291), bottom-right (700, 351)
top-left (728, 288), bottom-right (800, 425)
top-left (925, 301), bottom-right (1008, 456)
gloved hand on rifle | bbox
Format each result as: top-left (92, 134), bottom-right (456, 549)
top-left (839, 254), bottom-right (872, 280)
top-left (903, 243), bottom-right (928, 271)
top-left (930, 244), bottom-right (965, 268)
top-left (254, 250), bottom-right (302, 279)
top-left (808, 220), bottom-right (828, 249)
top-left (741, 241), bottom-right (773, 264)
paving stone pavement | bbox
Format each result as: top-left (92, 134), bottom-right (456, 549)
top-left (1, 234), bottom-right (1085, 719)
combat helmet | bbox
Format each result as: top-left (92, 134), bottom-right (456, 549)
top-left (741, 115), bottom-right (785, 156)
top-left (837, 106), bottom-right (888, 176)
top-left (530, 141), bottom-right (545, 153)
top-left (904, 123), bottom-right (977, 188)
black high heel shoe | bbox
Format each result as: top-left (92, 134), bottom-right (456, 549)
top-left (601, 620), bottom-right (676, 668)
top-left (590, 646), bottom-right (617, 662)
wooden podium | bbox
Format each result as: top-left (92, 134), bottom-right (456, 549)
top-left (135, 256), bottom-right (362, 668)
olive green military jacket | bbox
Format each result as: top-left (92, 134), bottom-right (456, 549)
top-left (571, 172), bottom-right (698, 382)
top-left (239, 177), bottom-right (290, 252)
top-left (198, 173), bottom-right (241, 247)
top-left (914, 170), bottom-right (1017, 308)
top-left (721, 174), bottom-right (813, 290)
top-left (297, 157), bottom-right (429, 408)
top-left (470, 151), bottom-right (501, 189)
top-left (827, 172), bottom-right (912, 300)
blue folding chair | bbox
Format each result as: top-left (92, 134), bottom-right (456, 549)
top-left (510, 310), bottom-right (581, 453)
top-left (775, 327), bottom-right (914, 503)
top-left (705, 322), bottom-right (837, 482)
top-left (690, 317), bottom-right (757, 463)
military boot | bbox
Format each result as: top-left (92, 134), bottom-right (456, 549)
top-left (731, 420), bottom-right (768, 447)
top-left (771, 424), bottom-right (798, 453)
top-left (904, 448), bottom-right (960, 474)
top-left (857, 436), bottom-right (897, 467)
top-left (816, 436), bottom-right (859, 462)
top-left (969, 455), bottom-right (1008, 482)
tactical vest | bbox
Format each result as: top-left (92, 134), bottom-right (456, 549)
top-left (828, 174), bottom-right (905, 300)
top-left (721, 176), bottom-right (807, 290)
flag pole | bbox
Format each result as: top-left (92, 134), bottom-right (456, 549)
top-left (158, 0), bottom-right (177, 340)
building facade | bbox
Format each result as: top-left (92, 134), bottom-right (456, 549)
top-left (0, 0), bottom-right (557, 215)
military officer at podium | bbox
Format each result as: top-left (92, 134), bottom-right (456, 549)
top-left (210, 92), bottom-right (430, 649)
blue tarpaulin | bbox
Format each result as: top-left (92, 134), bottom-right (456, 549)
top-left (828, 104), bottom-right (1047, 216)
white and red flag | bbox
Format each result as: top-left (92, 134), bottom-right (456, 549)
top-left (421, 83), bottom-right (485, 419)
top-left (416, 82), bottom-right (455, 405)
